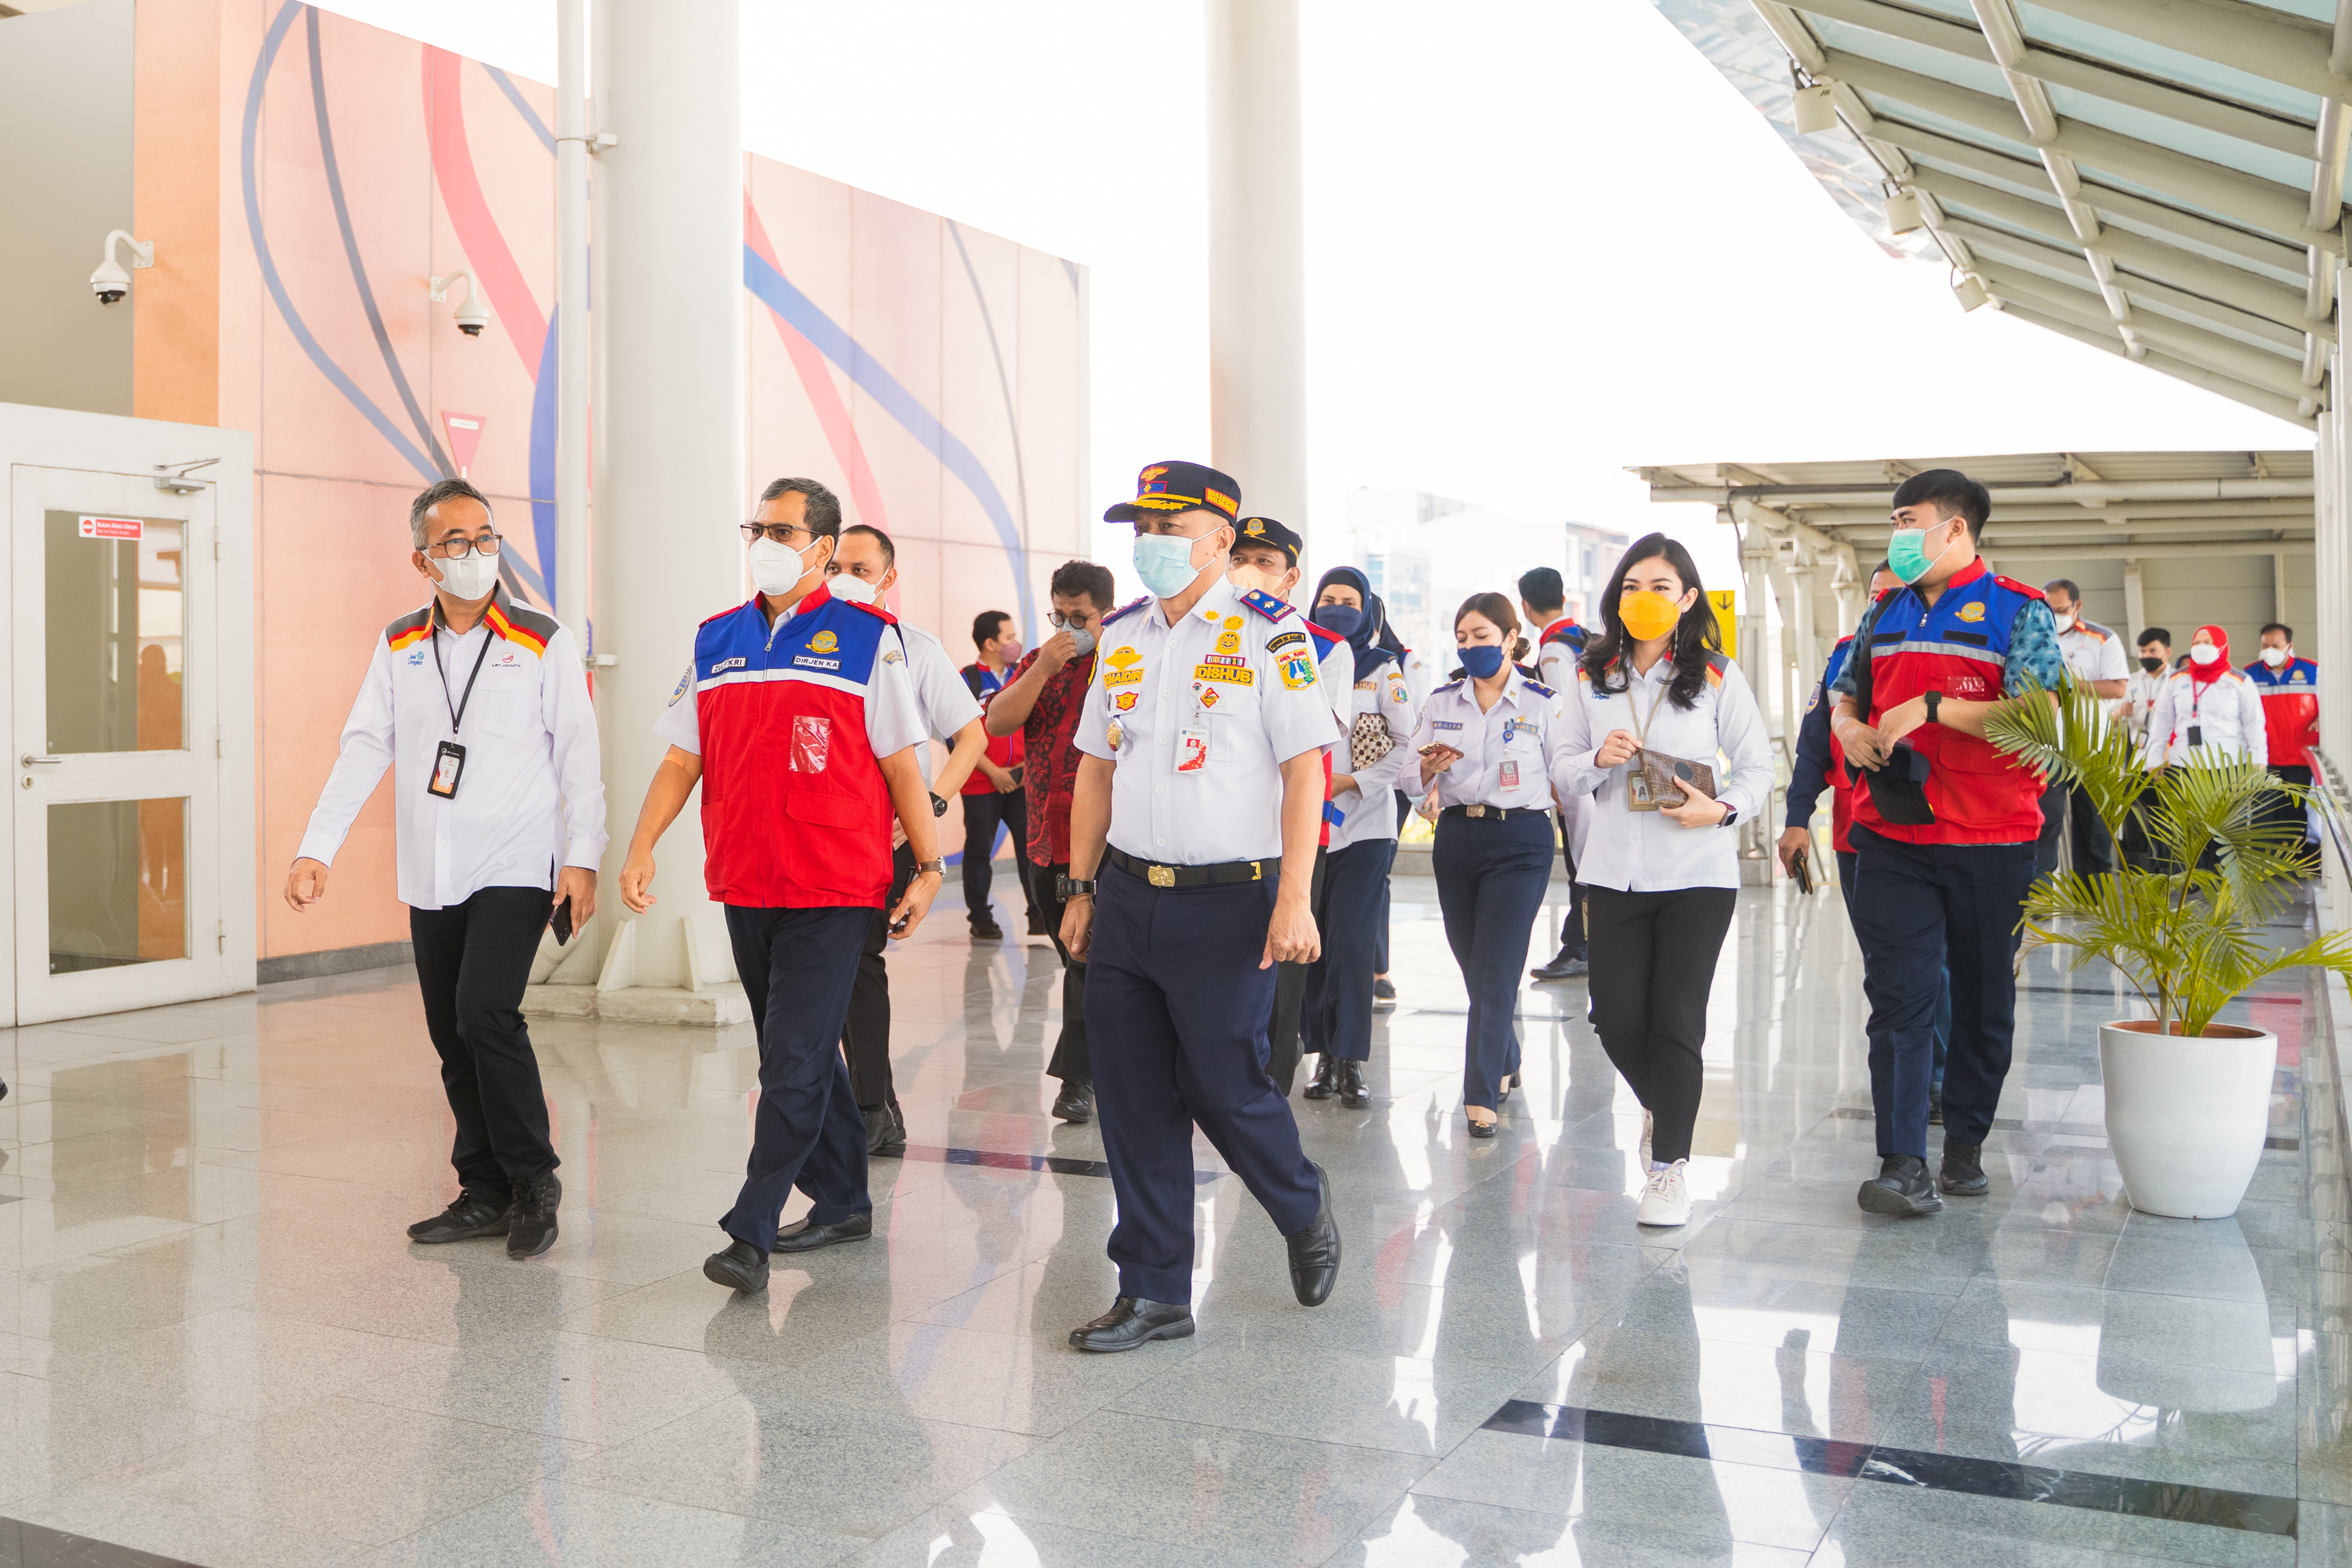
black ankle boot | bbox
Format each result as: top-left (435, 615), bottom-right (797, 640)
top-left (1337, 1059), bottom-right (1369, 1109)
top-left (1302, 1055), bottom-right (1340, 1100)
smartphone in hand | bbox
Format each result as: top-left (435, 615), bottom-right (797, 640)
top-left (551, 897), bottom-right (574, 945)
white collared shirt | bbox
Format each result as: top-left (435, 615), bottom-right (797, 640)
top-left (1331, 655), bottom-right (1418, 848)
top-left (1553, 653), bottom-right (1772, 893)
top-left (298, 593), bottom-right (607, 911)
top-left (1074, 578), bottom-right (1339, 865)
top-left (886, 620), bottom-right (983, 786)
top-left (1410, 664), bottom-right (1572, 812)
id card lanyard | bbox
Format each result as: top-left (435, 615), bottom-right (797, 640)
top-left (1625, 670), bottom-right (1666, 812)
top-left (427, 614), bottom-right (496, 799)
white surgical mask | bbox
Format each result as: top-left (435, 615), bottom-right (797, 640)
top-left (749, 535), bottom-right (817, 597)
top-left (2261, 646), bottom-right (2290, 667)
top-left (826, 573), bottom-right (879, 607)
top-left (432, 549), bottom-right (499, 602)
top-left (2052, 612), bottom-right (2076, 633)
top-left (2190, 644), bottom-right (2221, 667)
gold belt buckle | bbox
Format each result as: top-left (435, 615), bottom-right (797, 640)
top-left (1467, 805), bottom-right (1488, 818)
top-left (1148, 864), bottom-right (1176, 888)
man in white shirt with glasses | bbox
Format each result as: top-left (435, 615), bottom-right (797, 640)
top-left (287, 478), bottom-right (605, 1260)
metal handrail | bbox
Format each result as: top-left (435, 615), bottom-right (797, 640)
top-left (2308, 748), bottom-right (2352, 884)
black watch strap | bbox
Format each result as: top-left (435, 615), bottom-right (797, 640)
top-left (1924, 690), bottom-right (1941, 725)
top-left (1057, 875), bottom-right (1097, 899)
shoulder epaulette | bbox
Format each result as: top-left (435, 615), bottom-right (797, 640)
top-left (2079, 619), bottom-right (2116, 641)
top-left (1992, 574), bottom-right (2048, 600)
top-left (485, 596), bottom-right (559, 656)
top-left (1102, 595), bottom-right (1151, 626)
top-left (1522, 679), bottom-right (1556, 700)
top-left (1431, 679), bottom-right (1464, 695)
top-left (1239, 587), bottom-right (1294, 622)
top-left (384, 605), bottom-right (434, 652)
top-left (1703, 650), bottom-right (1731, 683)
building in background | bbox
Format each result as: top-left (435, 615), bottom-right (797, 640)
top-left (1345, 488), bottom-right (1625, 660)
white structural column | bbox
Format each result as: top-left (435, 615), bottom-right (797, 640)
top-left (585, 0), bottom-right (745, 1004)
top-left (1205, 0), bottom-right (1308, 535)
top-left (555, 0), bottom-right (590, 637)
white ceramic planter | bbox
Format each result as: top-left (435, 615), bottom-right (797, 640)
top-left (2099, 1020), bottom-right (2278, 1219)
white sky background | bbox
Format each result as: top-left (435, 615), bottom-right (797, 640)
top-left (320, 0), bottom-right (2310, 613)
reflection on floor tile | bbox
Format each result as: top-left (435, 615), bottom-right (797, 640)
top-left (0, 880), bottom-right (2342, 1565)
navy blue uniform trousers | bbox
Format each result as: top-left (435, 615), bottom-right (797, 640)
top-left (1431, 810), bottom-right (1554, 1111)
top-left (1848, 827), bottom-right (2034, 1158)
top-left (719, 904), bottom-right (873, 1250)
top-left (1302, 837), bottom-right (1396, 1063)
top-left (1837, 848), bottom-right (1949, 1092)
top-left (1086, 865), bottom-right (1321, 1306)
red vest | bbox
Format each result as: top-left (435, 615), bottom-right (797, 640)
top-left (1851, 562), bottom-right (2047, 846)
top-left (2246, 656), bottom-right (2319, 769)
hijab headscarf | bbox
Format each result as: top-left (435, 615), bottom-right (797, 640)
top-left (1313, 565), bottom-right (1396, 680)
top-left (2190, 623), bottom-right (2230, 686)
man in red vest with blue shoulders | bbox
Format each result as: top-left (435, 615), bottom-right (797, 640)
top-left (1830, 470), bottom-right (2063, 1218)
top-left (2248, 623), bottom-right (2322, 871)
top-left (618, 477), bottom-right (944, 1294)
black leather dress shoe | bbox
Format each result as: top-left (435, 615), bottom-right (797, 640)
top-left (970, 919), bottom-right (1005, 941)
top-left (1068, 1296), bottom-right (1194, 1352)
top-left (1467, 1116), bottom-right (1497, 1139)
top-left (1051, 1081), bottom-right (1094, 1123)
top-left (1856, 1154), bottom-right (1944, 1216)
top-left (408, 1189), bottom-right (512, 1243)
top-left (505, 1172), bottom-right (562, 1258)
top-left (863, 1102), bottom-right (907, 1156)
top-left (704, 1239), bottom-right (769, 1293)
top-left (1938, 1139), bottom-right (1989, 1196)
top-left (1337, 1059), bottom-right (1369, 1109)
top-left (1301, 1056), bottom-right (1340, 1100)
top-left (1286, 1162), bottom-right (1342, 1306)
top-left (1531, 947), bottom-right (1589, 981)
top-left (774, 1210), bottom-right (874, 1253)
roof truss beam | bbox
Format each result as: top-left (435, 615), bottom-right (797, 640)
top-left (2026, 0), bottom-right (2345, 106)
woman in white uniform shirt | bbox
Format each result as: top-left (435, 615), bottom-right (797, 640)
top-left (1412, 593), bottom-right (1577, 1139)
top-left (2142, 624), bottom-right (2266, 769)
top-left (1555, 536), bottom-right (1771, 1226)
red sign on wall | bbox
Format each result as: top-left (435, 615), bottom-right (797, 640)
top-left (79, 516), bottom-right (143, 540)
top-left (440, 411), bottom-right (485, 477)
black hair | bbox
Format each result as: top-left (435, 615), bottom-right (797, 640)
top-left (1889, 468), bottom-right (1991, 542)
top-left (755, 477), bottom-right (844, 538)
top-left (1580, 532), bottom-right (1721, 711)
top-left (972, 610), bottom-right (1014, 651)
top-left (2043, 578), bottom-right (2081, 604)
top-left (2261, 621), bottom-right (2294, 642)
top-left (1454, 593), bottom-right (1530, 665)
top-left (840, 522), bottom-right (894, 568)
top-left (1049, 559), bottom-right (1116, 612)
top-left (1516, 566), bottom-right (1566, 616)
top-left (2138, 627), bottom-right (2172, 648)
top-left (1873, 559), bottom-right (1892, 575)
top-left (409, 477), bottom-right (494, 548)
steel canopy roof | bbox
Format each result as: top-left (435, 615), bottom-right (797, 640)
top-left (1658, 1), bottom-right (2352, 429)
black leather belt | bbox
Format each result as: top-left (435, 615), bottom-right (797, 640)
top-left (1106, 847), bottom-right (1278, 888)
top-left (1440, 804), bottom-right (1548, 822)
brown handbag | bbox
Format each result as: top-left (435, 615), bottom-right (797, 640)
top-left (1631, 748), bottom-right (1716, 810)
top-left (1349, 711), bottom-right (1395, 772)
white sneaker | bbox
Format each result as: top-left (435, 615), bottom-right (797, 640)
top-left (1637, 1160), bottom-right (1692, 1227)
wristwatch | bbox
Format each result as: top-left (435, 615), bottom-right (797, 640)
top-left (1718, 804), bottom-right (1739, 829)
top-left (1057, 874), bottom-right (1097, 900)
top-left (914, 858), bottom-right (946, 876)
top-left (929, 792), bottom-right (949, 817)
top-left (1924, 690), bottom-right (1942, 726)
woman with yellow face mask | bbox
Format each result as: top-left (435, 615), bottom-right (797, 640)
top-left (1552, 535), bottom-right (1773, 1227)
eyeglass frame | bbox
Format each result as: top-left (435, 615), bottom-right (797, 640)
top-left (422, 533), bottom-right (504, 559)
top-left (740, 520), bottom-right (820, 546)
top-left (1048, 608), bottom-right (1100, 630)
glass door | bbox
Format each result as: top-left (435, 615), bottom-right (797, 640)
top-left (11, 465), bottom-right (222, 1023)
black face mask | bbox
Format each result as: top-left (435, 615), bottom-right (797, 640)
top-left (2139, 655), bottom-right (2165, 673)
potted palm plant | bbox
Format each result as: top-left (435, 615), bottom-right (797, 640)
top-left (1982, 681), bottom-right (2351, 1218)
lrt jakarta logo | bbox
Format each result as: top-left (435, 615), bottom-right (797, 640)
top-left (809, 630), bottom-right (839, 655)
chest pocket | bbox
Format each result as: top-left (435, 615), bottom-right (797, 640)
top-left (472, 688), bottom-right (540, 741)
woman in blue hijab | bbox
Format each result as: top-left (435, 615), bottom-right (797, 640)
top-left (1298, 567), bottom-right (1416, 1108)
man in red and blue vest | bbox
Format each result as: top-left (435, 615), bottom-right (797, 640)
top-left (617, 477), bottom-right (944, 1295)
top-left (1830, 471), bottom-right (2064, 1218)
top-left (2249, 622), bottom-right (2321, 870)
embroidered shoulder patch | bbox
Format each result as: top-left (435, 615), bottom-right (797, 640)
top-left (1266, 630), bottom-right (1308, 655)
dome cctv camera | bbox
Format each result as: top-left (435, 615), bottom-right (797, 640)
top-left (431, 270), bottom-right (490, 338)
top-left (90, 229), bottom-right (154, 307)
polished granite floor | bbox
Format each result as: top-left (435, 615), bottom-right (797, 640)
top-left (1, 873), bottom-right (2348, 1567)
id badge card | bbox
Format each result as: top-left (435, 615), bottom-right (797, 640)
top-left (1176, 727), bottom-right (1209, 773)
top-left (428, 739), bottom-right (467, 799)
top-left (1628, 769), bottom-right (1659, 811)
top-left (1499, 760), bottom-right (1520, 791)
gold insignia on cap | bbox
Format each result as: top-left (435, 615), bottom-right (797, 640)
top-left (1244, 519), bottom-right (1264, 536)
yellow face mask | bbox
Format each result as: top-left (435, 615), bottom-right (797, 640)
top-left (1619, 590), bottom-right (1683, 643)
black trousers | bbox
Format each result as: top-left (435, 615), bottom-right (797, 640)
top-left (1035, 860), bottom-right (1091, 1085)
top-left (960, 787), bottom-right (1038, 930)
top-left (1303, 837), bottom-right (1396, 1063)
top-left (1554, 831), bottom-right (1588, 959)
top-left (842, 843), bottom-right (918, 1111)
top-left (721, 904), bottom-right (871, 1249)
top-left (1584, 884), bottom-right (1737, 1166)
top-left (1375, 789), bottom-right (1414, 974)
top-left (1266, 846), bottom-right (1331, 1092)
top-left (2268, 763), bottom-right (2319, 866)
top-left (410, 886), bottom-right (560, 1199)
top-left (1432, 810), bottom-right (1553, 1111)
top-left (2033, 778), bottom-right (2113, 879)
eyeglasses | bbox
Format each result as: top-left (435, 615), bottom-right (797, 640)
top-left (425, 534), bottom-right (503, 559)
top-left (1048, 611), bottom-right (1095, 630)
top-left (741, 522), bottom-right (815, 546)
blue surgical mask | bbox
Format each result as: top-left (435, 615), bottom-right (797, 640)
top-left (1315, 605), bottom-right (1365, 638)
top-left (1887, 525), bottom-right (1952, 586)
top-left (1458, 644), bottom-right (1506, 680)
top-left (1134, 533), bottom-right (1208, 599)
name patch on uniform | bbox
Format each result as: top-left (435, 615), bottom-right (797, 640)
top-left (1103, 669), bottom-right (1142, 687)
top-left (791, 656), bottom-right (842, 672)
top-left (1431, 719), bottom-right (1464, 732)
top-left (1502, 717), bottom-right (1535, 743)
top-left (1200, 653), bottom-right (1247, 668)
top-left (1279, 652), bottom-right (1317, 690)
top-left (713, 656), bottom-right (747, 673)
top-left (1355, 679), bottom-right (1375, 690)
top-left (1267, 631), bottom-right (1308, 655)
top-left (1194, 662), bottom-right (1254, 686)
top-left (1957, 601), bottom-right (1986, 623)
